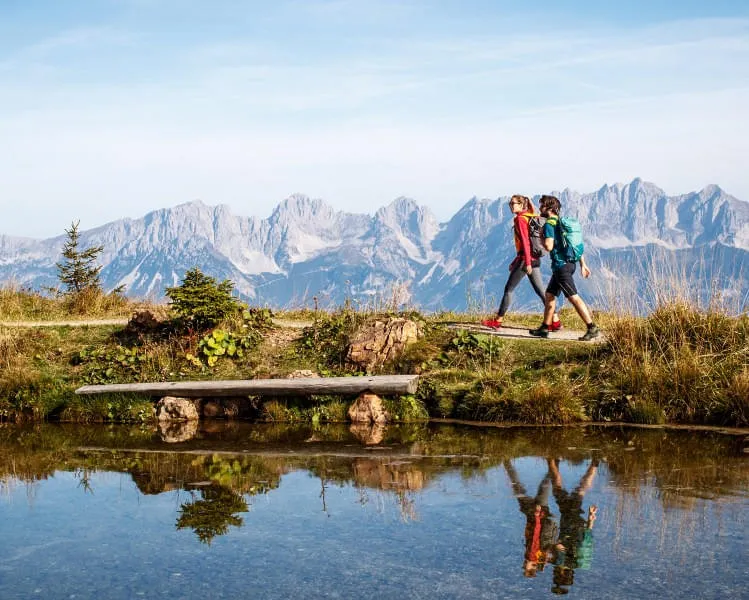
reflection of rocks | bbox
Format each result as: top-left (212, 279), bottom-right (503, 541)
top-left (348, 393), bottom-right (389, 424)
top-left (158, 419), bottom-right (198, 443)
top-left (347, 318), bottom-right (419, 370)
top-left (201, 420), bottom-right (239, 434)
top-left (350, 423), bottom-right (387, 445)
top-left (353, 458), bottom-right (425, 492)
top-left (155, 397), bottom-right (199, 421)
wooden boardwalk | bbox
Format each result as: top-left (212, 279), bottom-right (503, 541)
top-left (75, 374), bottom-right (419, 398)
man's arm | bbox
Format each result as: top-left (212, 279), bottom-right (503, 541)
top-left (542, 219), bottom-right (556, 253)
top-left (579, 255), bottom-right (591, 278)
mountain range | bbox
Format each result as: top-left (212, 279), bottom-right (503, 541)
top-left (1, 178), bottom-right (747, 312)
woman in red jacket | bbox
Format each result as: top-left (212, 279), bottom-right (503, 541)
top-left (482, 195), bottom-right (561, 330)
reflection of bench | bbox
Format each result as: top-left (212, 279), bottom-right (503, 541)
top-left (75, 375), bottom-right (420, 398)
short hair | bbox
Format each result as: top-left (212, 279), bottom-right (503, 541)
top-left (539, 194), bottom-right (561, 214)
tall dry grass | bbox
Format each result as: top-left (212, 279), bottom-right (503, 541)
top-left (601, 298), bottom-right (749, 426)
top-left (0, 285), bottom-right (150, 321)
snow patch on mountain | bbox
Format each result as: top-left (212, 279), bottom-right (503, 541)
top-left (0, 180), bottom-right (747, 310)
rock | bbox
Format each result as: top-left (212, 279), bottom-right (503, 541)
top-left (286, 370), bottom-right (320, 378)
top-left (346, 318), bottom-right (419, 371)
top-left (158, 419), bottom-right (198, 443)
top-left (155, 396), bottom-right (199, 421)
top-left (198, 397), bottom-right (255, 419)
top-left (348, 392), bottom-right (389, 424)
top-left (221, 397), bottom-right (254, 419)
top-left (127, 309), bottom-right (169, 332)
top-left (202, 400), bottom-right (225, 418)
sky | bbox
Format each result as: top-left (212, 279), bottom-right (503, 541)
top-left (1, 0), bottom-right (748, 238)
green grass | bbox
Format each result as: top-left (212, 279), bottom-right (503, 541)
top-left (0, 286), bottom-right (746, 428)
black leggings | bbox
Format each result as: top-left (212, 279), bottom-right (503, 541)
top-left (498, 261), bottom-right (546, 317)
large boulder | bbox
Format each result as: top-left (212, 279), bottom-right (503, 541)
top-left (348, 392), bottom-right (389, 424)
top-left (155, 396), bottom-right (199, 421)
top-left (346, 318), bottom-right (419, 371)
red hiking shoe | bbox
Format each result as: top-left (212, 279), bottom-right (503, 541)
top-left (549, 320), bottom-right (563, 332)
top-left (481, 319), bottom-right (502, 330)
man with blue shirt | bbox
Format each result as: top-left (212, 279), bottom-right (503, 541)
top-left (529, 195), bottom-right (600, 341)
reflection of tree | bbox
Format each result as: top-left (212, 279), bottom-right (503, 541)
top-left (176, 485), bottom-right (248, 544)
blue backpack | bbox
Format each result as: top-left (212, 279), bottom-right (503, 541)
top-left (559, 216), bottom-right (584, 262)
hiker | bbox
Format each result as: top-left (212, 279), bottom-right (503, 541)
top-left (529, 195), bottom-right (600, 341)
top-left (482, 195), bottom-right (561, 330)
top-left (548, 457), bottom-right (599, 594)
top-left (504, 459), bottom-right (561, 578)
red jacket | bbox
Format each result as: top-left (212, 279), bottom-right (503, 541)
top-left (511, 210), bottom-right (535, 269)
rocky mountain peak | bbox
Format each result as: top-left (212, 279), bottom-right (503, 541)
top-left (0, 180), bottom-right (746, 309)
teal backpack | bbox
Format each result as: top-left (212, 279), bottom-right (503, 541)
top-left (559, 216), bottom-right (584, 262)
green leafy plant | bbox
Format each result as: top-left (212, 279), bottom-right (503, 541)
top-left (187, 329), bottom-right (258, 367)
top-left (72, 345), bottom-right (143, 384)
top-left (298, 309), bottom-right (362, 370)
top-left (435, 331), bottom-right (503, 366)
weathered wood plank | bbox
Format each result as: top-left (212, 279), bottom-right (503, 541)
top-left (75, 375), bottom-right (419, 397)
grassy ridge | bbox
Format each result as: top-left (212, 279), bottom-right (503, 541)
top-left (0, 288), bottom-right (747, 427)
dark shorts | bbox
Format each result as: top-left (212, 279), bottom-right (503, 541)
top-left (547, 262), bottom-right (578, 298)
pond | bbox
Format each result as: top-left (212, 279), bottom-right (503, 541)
top-left (0, 422), bottom-right (747, 599)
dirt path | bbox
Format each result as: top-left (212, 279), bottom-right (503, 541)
top-left (0, 318), bottom-right (130, 327)
top-left (0, 318), bottom-right (316, 329)
top-left (1, 317), bottom-right (603, 343)
top-left (445, 322), bottom-right (607, 343)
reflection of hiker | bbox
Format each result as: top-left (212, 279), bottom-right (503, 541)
top-left (548, 458), bottom-right (599, 594)
top-left (482, 195), bottom-right (561, 331)
top-left (504, 460), bottom-right (560, 578)
top-left (529, 195), bottom-right (600, 341)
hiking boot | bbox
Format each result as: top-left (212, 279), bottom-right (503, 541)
top-left (481, 319), bottom-right (502, 330)
top-left (549, 320), bottom-right (563, 332)
top-left (528, 326), bottom-right (549, 338)
top-left (579, 325), bottom-right (601, 341)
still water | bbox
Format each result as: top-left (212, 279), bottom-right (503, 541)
top-left (0, 423), bottom-right (747, 599)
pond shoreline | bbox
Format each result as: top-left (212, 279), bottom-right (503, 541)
top-left (429, 418), bottom-right (749, 436)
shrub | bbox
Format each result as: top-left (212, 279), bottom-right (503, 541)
top-left (165, 268), bottom-right (243, 331)
top-left (56, 220), bottom-right (103, 294)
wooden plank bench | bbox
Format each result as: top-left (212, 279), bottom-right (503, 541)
top-left (75, 375), bottom-right (420, 398)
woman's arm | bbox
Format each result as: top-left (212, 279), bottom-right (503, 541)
top-left (515, 215), bottom-right (534, 271)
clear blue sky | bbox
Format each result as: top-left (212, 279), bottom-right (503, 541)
top-left (1, 0), bottom-right (748, 237)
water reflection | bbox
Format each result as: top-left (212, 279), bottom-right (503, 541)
top-left (176, 484), bottom-right (248, 544)
top-left (0, 423), bottom-right (747, 599)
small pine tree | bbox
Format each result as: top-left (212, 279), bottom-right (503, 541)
top-left (56, 220), bottom-right (104, 293)
top-left (165, 267), bottom-right (241, 330)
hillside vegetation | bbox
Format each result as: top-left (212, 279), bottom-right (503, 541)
top-left (0, 286), bottom-right (746, 428)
